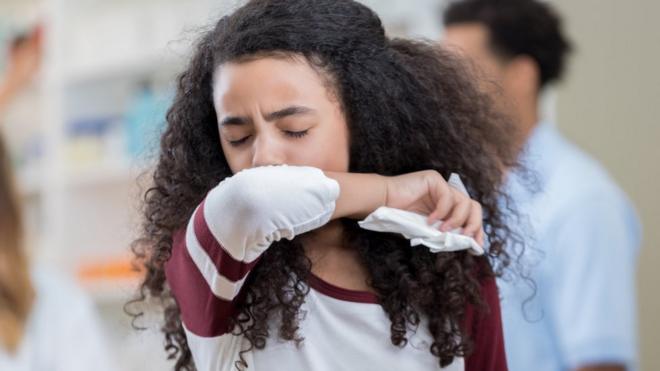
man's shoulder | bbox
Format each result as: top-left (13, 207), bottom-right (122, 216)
top-left (542, 130), bottom-right (629, 208)
top-left (519, 127), bottom-right (640, 240)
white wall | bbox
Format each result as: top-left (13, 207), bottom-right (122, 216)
top-left (552, 0), bottom-right (660, 369)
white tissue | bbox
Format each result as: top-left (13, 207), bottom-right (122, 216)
top-left (357, 173), bottom-right (484, 255)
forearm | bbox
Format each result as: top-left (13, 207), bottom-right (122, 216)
top-left (325, 171), bottom-right (387, 220)
top-left (168, 168), bottom-right (385, 300)
top-left (0, 77), bottom-right (17, 114)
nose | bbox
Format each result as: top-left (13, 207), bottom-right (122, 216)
top-left (251, 133), bottom-right (286, 168)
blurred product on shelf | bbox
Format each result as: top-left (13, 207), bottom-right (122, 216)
top-left (124, 80), bottom-right (172, 162)
top-left (78, 255), bottom-right (141, 281)
top-left (65, 115), bottom-right (124, 169)
top-left (77, 256), bottom-right (143, 303)
top-left (63, 81), bottom-right (172, 172)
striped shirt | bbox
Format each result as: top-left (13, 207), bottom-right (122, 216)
top-left (165, 165), bottom-right (508, 371)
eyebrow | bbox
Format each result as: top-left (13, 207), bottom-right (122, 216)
top-left (219, 105), bottom-right (315, 126)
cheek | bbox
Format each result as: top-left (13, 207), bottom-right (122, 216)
top-left (220, 140), bottom-right (248, 174)
top-left (307, 122), bottom-right (350, 172)
top-left (328, 131), bottom-right (350, 172)
top-left (316, 101), bottom-right (351, 172)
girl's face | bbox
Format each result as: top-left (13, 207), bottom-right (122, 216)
top-left (212, 56), bottom-right (350, 174)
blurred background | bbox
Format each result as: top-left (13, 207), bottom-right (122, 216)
top-left (0, 0), bottom-right (657, 370)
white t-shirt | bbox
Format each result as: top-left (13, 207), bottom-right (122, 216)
top-left (165, 165), bottom-right (506, 371)
top-left (0, 266), bottom-right (117, 371)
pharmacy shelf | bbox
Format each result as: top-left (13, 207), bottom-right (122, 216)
top-left (77, 253), bottom-right (143, 304)
top-left (63, 163), bottom-right (137, 189)
top-left (81, 276), bottom-right (141, 304)
top-left (19, 162), bottom-right (147, 195)
top-left (63, 53), bottom-right (187, 88)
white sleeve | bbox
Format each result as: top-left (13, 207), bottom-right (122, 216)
top-left (203, 164), bottom-right (340, 263)
top-left (166, 165), bottom-right (340, 370)
top-left (166, 165), bottom-right (340, 353)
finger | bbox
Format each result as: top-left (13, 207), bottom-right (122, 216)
top-left (427, 175), bottom-right (453, 223)
top-left (426, 171), bottom-right (454, 222)
top-left (476, 228), bottom-right (485, 247)
top-left (462, 200), bottom-right (483, 236)
top-left (439, 191), bottom-right (472, 232)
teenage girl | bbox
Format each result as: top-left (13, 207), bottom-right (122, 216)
top-left (131, 1), bottom-right (520, 370)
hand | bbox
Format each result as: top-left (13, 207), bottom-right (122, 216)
top-left (1, 25), bottom-right (43, 99)
top-left (384, 170), bottom-right (485, 245)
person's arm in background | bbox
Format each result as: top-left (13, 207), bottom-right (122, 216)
top-left (0, 25), bottom-right (42, 114)
top-left (545, 189), bottom-right (642, 371)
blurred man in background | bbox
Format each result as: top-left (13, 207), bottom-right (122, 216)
top-left (441, 1), bottom-right (642, 370)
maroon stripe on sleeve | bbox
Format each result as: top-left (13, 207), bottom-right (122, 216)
top-left (193, 200), bottom-right (260, 282)
top-left (165, 228), bottom-right (236, 337)
top-left (464, 274), bottom-right (508, 371)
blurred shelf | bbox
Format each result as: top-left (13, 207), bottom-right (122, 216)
top-left (17, 162), bottom-right (147, 196)
top-left (64, 162), bottom-right (136, 189)
top-left (78, 256), bottom-right (143, 304)
top-left (80, 276), bottom-right (141, 304)
top-left (17, 163), bottom-right (142, 194)
top-left (67, 157), bottom-right (157, 189)
top-left (63, 53), bottom-right (187, 87)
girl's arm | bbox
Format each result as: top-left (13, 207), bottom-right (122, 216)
top-left (166, 165), bottom-right (342, 370)
top-left (166, 165), bottom-right (339, 333)
top-left (329, 169), bottom-right (485, 243)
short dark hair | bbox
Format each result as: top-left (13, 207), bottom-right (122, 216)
top-left (443, 0), bottom-right (572, 87)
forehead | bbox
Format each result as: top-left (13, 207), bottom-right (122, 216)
top-left (443, 23), bottom-right (491, 58)
top-left (212, 56), bottom-right (331, 109)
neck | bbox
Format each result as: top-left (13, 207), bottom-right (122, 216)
top-left (300, 219), bottom-right (373, 293)
top-left (509, 93), bottom-right (540, 151)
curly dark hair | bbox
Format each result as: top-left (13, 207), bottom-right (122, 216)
top-left (443, 0), bottom-right (573, 88)
top-left (129, 0), bottom-right (523, 370)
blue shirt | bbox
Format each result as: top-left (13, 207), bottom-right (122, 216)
top-left (498, 122), bottom-right (642, 371)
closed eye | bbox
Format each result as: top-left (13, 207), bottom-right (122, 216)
top-left (227, 130), bottom-right (308, 147)
top-left (284, 130), bottom-right (309, 138)
top-left (228, 135), bottom-right (251, 146)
